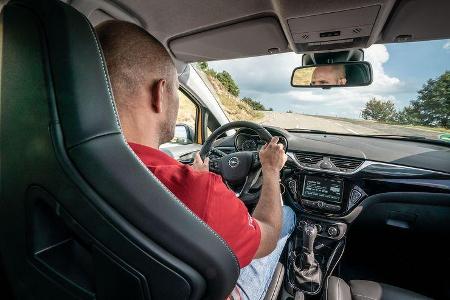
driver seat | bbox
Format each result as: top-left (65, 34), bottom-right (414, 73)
top-left (0, 0), bottom-right (240, 299)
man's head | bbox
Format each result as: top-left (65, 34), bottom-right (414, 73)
top-left (96, 20), bottom-right (179, 147)
top-left (311, 65), bottom-right (347, 86)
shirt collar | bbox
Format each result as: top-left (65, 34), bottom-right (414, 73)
top-left (128, 142), bottom-right (180, 167)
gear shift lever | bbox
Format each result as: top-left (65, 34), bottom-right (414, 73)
top-left (303, 224), bottom-right (317, 253)
top-left (294, 224), bottom-right (322, 292)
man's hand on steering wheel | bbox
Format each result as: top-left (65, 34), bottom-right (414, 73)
top-left (198, 121), bottom-right (287, 204)
top-left (192, 152), bottom-right (210, 172)
top-left (259, 137), bottom-right (287, 175)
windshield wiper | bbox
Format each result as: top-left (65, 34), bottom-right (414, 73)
top-left (286, 128), bottom-right (329, 134)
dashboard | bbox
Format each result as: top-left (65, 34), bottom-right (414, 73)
top-left (215, 126), bottom-right (450, 222)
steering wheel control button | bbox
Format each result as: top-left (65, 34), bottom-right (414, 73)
top-left (348, 185), bottom-right (367, 210)
top-left (316, 201), bottom-right (325, 209)
top-left (252, 152), bottom-right (261, 168)
top-left (327, 226), bottom-right (339, 237)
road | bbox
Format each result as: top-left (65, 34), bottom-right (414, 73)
top-left (260, 112), bottom-right (447, 141)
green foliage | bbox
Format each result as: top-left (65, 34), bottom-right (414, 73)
top-left (399, 71), bottom-right (449, 128)
top-left (396, 105), bottom-right (422, 125)
top-left (197, 61), bottom-right (208, 71)
top-left (361, 98), bottom-right (397, 122)
top-left (268, 107), bottom-right (274, 111)
top-left (241, 97), bottom-right (266, 110)
top-left (215, 71), bottom-right (240, 97)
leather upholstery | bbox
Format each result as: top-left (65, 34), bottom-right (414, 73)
top-left (326, 276), bottom-right (433, 300)
top-left (263, 263), bottom-right (285, 300)
top-left (349, 280), bottom-right (432, 300)
top-left (0, 0), bottom-right (239, 299)
top-left (326, 276), bottom-right (352, 300)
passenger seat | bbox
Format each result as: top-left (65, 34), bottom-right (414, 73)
top-left (326, 276), bottom-right (433, 300)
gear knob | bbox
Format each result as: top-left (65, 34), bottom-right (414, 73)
top-left (302, 224), bottom-right (318, 253)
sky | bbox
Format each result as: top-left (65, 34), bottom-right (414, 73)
top-left (209, 39), bottom-right (450, 119)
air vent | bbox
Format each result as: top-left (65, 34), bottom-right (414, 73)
top-left (352, 28), bottom-right (362, 34)
top-left (301, 34), bottom-right (309, 40)
top-left (330, 156), bottom-right (363, 170)
top-left (295, 152), bottom-right (323, 165)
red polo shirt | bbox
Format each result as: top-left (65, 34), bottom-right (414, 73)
top-left (129, 142), bottom-right (261, 268)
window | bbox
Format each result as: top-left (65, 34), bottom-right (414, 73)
top-left (171, 90), bottom-right (199, 145)
top-left (176, 90), bottom-right (197, 129)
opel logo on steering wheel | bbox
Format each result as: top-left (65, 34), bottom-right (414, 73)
top-left (228, 156), bottom-right (240, 168)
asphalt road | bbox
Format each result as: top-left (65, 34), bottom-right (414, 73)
top-left (260, 112), bottom-right (447, 141)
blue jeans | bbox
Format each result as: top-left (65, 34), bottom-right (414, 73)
top-left (237, 206), bottom-right (296, 300)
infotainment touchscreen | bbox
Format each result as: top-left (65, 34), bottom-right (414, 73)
top-left (302, 175), bottom-right (343, 203)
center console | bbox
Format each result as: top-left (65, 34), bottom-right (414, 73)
top-left (282, 172), bottom-right (362, 296)
top-left (285, 215), bottom-right (346, 295)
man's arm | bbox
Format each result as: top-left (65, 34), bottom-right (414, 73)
top-left (192, 136), bottom-right (287, 259)
top-left (252, 137), bottom-right (287, 258)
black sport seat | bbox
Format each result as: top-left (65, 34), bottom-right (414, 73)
top-left (0, 0), bottom-right (239, 299)
top-left (326, 277), bottom-right (433, 300)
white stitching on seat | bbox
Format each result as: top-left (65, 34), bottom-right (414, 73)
top-left (337, 277), bottom-right (341, 300)
top-left (77, 9), bottom-right (239, 268)
top-left (353, 294), bottom-right (377, 300)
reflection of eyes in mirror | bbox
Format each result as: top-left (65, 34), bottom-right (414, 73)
top-left (293, 65), bottom-right (346, 86)
top-left (291, 62), bottom-right (372, 88)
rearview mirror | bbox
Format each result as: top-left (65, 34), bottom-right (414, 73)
top-left (291, 62), bottom-right (372, 88)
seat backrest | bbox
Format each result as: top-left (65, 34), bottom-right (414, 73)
top-left (0, 0), bottom-right (239, 299)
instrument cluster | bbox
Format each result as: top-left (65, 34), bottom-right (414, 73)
top-left (235, 131), bottom-right (288, 152)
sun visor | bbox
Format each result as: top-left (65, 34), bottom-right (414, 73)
top-left (169, 17), bottom-right (289, 62)
top-left (381, 0), bottom-right (450, 43)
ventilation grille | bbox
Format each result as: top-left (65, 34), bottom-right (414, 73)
top-left (301, 34), bottom-right (309, 40)
top-left (295, 152), bottom-right (323, 165)
top-left (330, 156), bottom-right (363, 170)
top-left (352, 28), bottom-right (362, 34)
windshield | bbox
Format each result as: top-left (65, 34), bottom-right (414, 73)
top-left (197, 40), bottom-right (450, 142)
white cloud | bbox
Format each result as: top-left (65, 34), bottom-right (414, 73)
top-left (209, 45), bottom-right (403, 118)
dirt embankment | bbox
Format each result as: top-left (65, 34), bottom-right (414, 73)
top-left (205, 74), bottom-right (264, 122)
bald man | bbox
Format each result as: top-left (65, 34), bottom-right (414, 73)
top-left (311, 65), bottom-right (347, 86)
top-left (96, 21), bottom-right (295, 300)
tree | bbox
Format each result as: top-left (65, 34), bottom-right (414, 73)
top-left (241, 97), bottom-right (266, 110)
top-left (361, 98), bottom-right (397, 122)
top-left (215, 71), bottom-right (240, 97)
top-left (402, 71), bottom-right (450, 128)
top-left (396, 105), bottom-right (421, 125)
top-left (197, 61), bottom-right (208, 71)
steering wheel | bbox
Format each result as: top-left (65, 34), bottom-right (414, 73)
top-left (199, 121), bottom-right (273, 204)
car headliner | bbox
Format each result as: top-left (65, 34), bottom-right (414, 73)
top-left (65, 0), bottom-right (449, 69)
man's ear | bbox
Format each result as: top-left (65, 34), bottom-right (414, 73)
top-left (150, 79), bottom-right (166, 113)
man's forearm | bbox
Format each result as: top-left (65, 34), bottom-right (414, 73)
top-left (252, 170), bottom-right (282, 255)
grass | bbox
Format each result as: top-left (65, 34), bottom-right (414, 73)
top-left (205, 75), bottom-right (264, 122)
